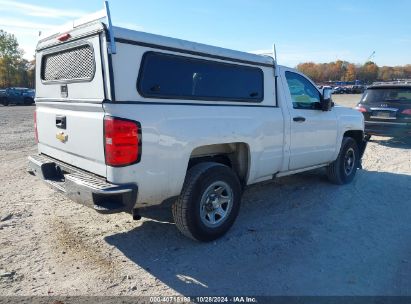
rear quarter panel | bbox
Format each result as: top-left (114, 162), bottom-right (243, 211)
top-left (103, 103), bottom-right (285, 207)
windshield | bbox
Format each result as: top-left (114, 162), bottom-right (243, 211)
top-left (361, 88), bottom-right (411, 104)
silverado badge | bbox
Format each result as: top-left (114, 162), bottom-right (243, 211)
top-left (56, 131), bottom-right (68, 143)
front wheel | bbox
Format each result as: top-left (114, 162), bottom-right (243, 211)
top-left (327, 137), bottom-right (360, 185)
top-left (172, 162), bottom-right (242, 242)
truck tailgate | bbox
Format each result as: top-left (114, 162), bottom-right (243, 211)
top-left (36, 103), bottom-right (106, 177)
top-left (34, 22), bottom-right (109, 177)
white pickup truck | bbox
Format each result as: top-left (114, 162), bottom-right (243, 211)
top-left (28, 9), bottom-right (367, 241)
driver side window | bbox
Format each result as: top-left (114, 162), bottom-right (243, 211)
top-left (285, 71), bottom-right (320, 109)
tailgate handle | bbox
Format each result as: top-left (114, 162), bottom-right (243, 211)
top-left (56, 115), bottom-right (66, 129)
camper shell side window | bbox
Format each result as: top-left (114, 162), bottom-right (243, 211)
top-left (137, 51), bottom-right (264, 102)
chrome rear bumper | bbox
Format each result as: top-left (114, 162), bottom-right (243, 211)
top-left (28, 154), bottom-right (137, 214)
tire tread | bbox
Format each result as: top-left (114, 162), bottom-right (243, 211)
top-left (327, 137), bottom-right (359, 185)
top-left (172, 162), bottom-right (226, 240)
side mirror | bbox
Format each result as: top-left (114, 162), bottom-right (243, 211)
top-left (320, 87), bottom-right (333, 111)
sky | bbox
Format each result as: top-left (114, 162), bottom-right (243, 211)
top-left (0, 0), bottom-right (410, 67)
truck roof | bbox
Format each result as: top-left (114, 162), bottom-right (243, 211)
top-left (37, 10), bottom-right (275, 68)
top-left (113, 26), bottom-right (275, 67)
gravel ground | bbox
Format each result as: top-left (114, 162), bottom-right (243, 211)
top-left (1, 95), bottom-right (411, 296)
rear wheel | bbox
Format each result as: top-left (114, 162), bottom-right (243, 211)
top-left (327, 137), bottom-right (360, 185)
top-left (172, 162), bottom-right (242, 242)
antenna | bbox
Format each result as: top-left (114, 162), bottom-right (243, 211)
top-left (104, 0), bottom-right (116, 54)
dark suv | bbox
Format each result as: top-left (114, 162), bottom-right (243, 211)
top-left (1, 87), bottom-right (35, 106)
top-left (356, 82), bottom-right (411, 138)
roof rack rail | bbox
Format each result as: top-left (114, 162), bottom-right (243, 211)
top-left (104, 1), bottom-right (116, 54)
top-left (372, 80), bottom-right (411, 86)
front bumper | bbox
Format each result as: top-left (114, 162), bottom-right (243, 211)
top-left (365, 120), bottom-right (411, 137)
top-left (28, 154), bottom-right (137, 214)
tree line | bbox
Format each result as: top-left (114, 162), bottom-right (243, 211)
top-left (0, 30), bottom-right (35, 89)
top-left (297, 60), bottom-right (411, 84)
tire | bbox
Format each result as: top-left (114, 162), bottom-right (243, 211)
top-left (24, 98), bottom-right (33, 105)
top-left (172, 162), bottom-right (242, 242)
top-left (327, 137), bottom-right (360, 185)
top-left (3, 98), bottom-right (9, 106)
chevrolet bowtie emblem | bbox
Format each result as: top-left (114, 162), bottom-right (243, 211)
top-left (56, 131), bottom-right (68, 143)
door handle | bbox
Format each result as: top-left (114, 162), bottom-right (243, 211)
top-left (293, 116), bottom-right (306, 122)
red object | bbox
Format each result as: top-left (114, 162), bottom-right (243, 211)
top-left (401, 109), bottom-right (411, 115)
top-left (104, 116), bottom-right (140, 166)
top-left (34, 110), bottom-right (38, 143)
top-left (355, 106), bottom-right (367, 113)
top-left (57, 33), bottom-right (71, 42)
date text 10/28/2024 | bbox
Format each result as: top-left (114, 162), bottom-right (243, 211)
top-left (149, 296), bottom-right (257, 303)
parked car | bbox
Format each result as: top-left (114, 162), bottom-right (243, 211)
top-left (351, 85), bottom-right (365, 94)
top-left (28, 10), bottom-right (367, 241)
top-left (23, 89), bottom-right (35, 99)
top-left (319, 85), bottom-right (332, 91)
top-left (333, 86), bottom-right (347, 94)
top-left (1, 87), bottom-right (35, 106)
top-left (356, 82), bottom-right (411, 139)
top-left (0, 89), bottom-right (6, 103)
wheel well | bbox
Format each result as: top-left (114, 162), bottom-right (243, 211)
top-left (344, 130), bottom-right (366, 157)
top-left (188, 143), bottom-right (250, 186)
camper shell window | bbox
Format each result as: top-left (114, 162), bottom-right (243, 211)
top-left (137, 52), bottom-right (264, 102)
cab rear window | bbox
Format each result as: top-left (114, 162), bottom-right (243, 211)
top-left (137, 52), bottom-right (264, 102)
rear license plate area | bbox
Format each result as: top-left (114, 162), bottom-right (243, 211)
top-left (371, 111), bottom-right (396, 119)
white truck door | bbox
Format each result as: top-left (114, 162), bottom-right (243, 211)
top-left (281, 69), bottom-right (338, 170)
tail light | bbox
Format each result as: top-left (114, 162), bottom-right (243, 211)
top-left (34, 110), bottom-right (38, 143)
top-left (355, 106), bottom-right (367, 113)
top-left (401, 109), bottom-right (411, 115)
top-left (104, 116), bottom-right (141, 167)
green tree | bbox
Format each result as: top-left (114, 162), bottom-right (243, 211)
top-left (0, 29), bottom-right (28, 88)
